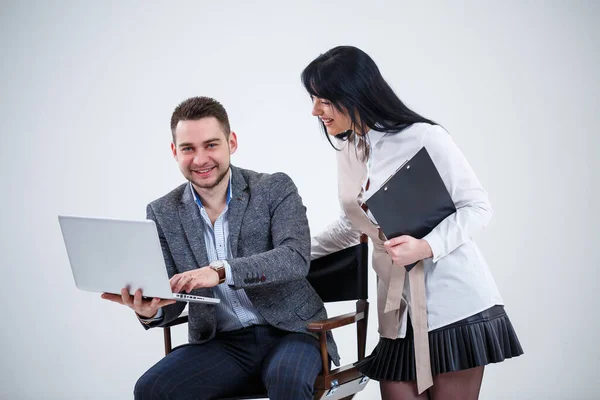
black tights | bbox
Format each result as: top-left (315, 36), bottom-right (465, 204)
top-left (379, 366), bottom-right (484, 400)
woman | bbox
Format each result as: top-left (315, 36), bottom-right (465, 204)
top-left (303, 46), bottom-right (523, 400)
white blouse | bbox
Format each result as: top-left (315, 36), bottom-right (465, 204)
top-left (312, 123), bottom-right (504, 331)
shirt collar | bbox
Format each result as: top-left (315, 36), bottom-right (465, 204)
top-left (189, 169), bottom-right (233, 209)
top-left (353, 128), bottom-right (386, 149)
top-left (365, 128), bottom-right (386, 148)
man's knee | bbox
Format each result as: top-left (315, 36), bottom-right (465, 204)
top-left (134, 371), bottom-right (160, 400)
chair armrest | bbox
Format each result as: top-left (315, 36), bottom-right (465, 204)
top-left (163, 310), bottom-right (189, 328)
top-left (307, 310), bottom-right (365, 332)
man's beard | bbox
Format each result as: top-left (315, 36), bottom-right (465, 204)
top-left (190, 165), bottom-right (229, 190)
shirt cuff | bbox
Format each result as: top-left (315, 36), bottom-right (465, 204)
top-left (422, 231), bottom-right (446, 263)
top-left (223, 260), bottom-right (235, 286)
top-left (138, 308), bottom-right (163, 324)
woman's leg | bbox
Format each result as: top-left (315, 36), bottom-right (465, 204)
top-left (380, 380), bottom-right (430, 400)
top-left (428, 366), bottom-right (484, 400)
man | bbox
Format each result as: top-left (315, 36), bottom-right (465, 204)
top-left (101, 96), bottom-right (338, 399)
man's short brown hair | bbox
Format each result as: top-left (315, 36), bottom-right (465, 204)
top-left (170, 96), bottom-right (231, 142)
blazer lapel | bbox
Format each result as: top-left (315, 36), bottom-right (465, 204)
top-left (227, 166), bottom-right (249, 258)
top-left (178, 184), bottom-right (210, 269)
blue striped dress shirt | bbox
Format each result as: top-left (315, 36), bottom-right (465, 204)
top-left (189, 175), bottom-right (267, 331)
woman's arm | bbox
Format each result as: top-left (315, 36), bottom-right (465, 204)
top-left (311, 210), bottom-right (362, 260)
top-left (421, 125), bottom-right (493, 262)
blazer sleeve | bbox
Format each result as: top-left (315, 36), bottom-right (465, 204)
top-left (421, 125), bottom-right (493, 262)
top-left (227, 172), bottom-right (311, 288)
top-left (140, 204), bottom-right (186, 329)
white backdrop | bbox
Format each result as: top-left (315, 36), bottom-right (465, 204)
top-left (1, 1), bottom-right (598, 399)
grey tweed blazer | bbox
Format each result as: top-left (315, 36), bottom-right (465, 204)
top-left (144, 165), bottom-right (339, 365)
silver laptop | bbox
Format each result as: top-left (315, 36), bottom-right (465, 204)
top-left (58, 215), bottom-right (220, 305)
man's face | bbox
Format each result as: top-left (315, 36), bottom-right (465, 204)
top-left (171, 117), bottom-right (238, 191)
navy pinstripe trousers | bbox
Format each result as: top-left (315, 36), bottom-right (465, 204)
top-left (134, 325), bottom-right (322, 400)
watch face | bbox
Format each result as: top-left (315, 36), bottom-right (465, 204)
top-left (211, 261), bottom-right (224, 268)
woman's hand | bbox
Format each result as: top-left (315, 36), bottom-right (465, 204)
top-left (383, 235), bottom-right (433, 267)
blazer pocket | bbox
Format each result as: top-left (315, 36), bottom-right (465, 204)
top-left (295, 299), bottom-right (323, 321)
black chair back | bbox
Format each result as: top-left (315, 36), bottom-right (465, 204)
top-left (307, 241), bottom-right (368, 303)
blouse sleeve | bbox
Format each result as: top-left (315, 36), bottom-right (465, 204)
top-left (421, 125), bottom-right (493, 262)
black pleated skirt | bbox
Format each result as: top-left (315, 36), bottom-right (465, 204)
top-left (356, 305), bottom-right (523, 381)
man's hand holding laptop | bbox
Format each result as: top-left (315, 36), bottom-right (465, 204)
top-left (101, 289), bottom-right (176, 319)
top-left (101, 267), bottom-right (220, 318)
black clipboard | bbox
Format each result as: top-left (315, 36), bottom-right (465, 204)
top-left (364, 147), bottom-right (456, 271)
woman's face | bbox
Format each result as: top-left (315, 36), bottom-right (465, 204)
top-left (311, 96), bottom-right (353, 136)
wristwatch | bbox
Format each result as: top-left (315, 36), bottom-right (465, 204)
top-left (209, 260), bottom-right (226, 284)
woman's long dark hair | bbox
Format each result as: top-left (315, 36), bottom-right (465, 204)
top-left (301, 45), bottom-right (436, 149)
